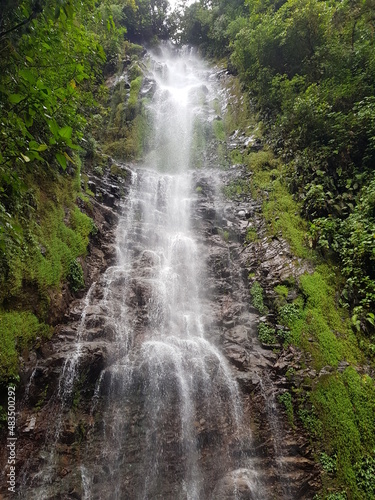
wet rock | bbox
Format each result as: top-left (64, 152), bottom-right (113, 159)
top-left (224, 344), bottom-right (249, 370)
top-left (141, 78), bottom-right (156, 97)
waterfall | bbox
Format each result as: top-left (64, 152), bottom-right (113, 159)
top-left (81, 45), bottom-right (258, 499)
top-left (17, 45), bottom-right (267, 500)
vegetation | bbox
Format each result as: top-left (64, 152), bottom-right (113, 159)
top-left (0, 0), bottom-right (170, 387)
top-left (1, 0), bottom-right (375, 498)
top-left (174, 0), bottom-right (375, 496)
top-left (177, 0), bottom-right (375, 331)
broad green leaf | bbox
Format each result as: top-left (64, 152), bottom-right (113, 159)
top-left (56, 153), bottom-right (67, 170)
top-left (9, 94), bottom-right (26, 104)
top-left (65, 138), bottom-right (83, 150)
top-left (28, 151), bottom-right (43, 162)
top-left (29, 141), bottom-right (48, 152)
top-left (48, 120), bottom-right (59, 138)
top-left (25, 114), bottom-right (33, 127)
top-left (36, 80), bottom-right (47, 90)
top-left (19, 69), bottom-right (36, 85)
top-left (58, 126), bottom-right (73, 140)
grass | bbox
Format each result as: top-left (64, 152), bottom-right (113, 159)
top-left (213, 119), bottom-right (225, 141)
top-left (311, 368), bottom-right (375, 498)
top-left (0, 168), bottom-right (95, 384)
top-left (288, 269), bottom-right (360, 369)
top-left (0, 311), bottom-right (52, 384)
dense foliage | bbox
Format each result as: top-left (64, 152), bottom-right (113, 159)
top-left (177, 0), bottom-right (375, 332)
top-left (176, 1), bottom-right (375, 497)
top-left (0, 0), bottom-right (170, 387)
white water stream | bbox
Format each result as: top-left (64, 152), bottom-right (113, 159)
top-left (19, 45), bottom-right (266, 500)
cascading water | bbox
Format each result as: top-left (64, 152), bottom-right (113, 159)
top-left (78, 46), bottom-right (259, 499)
top-left (15, 45), bottom-right (278, 500)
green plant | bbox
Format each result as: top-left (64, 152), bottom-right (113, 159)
top-left (230, 149), bottom-right (243, 164)
top-left (320, 452), bottom-right (337, 474)
top-left (212, 119), bottom-right (225, 141)
top-left (220, 230), bottom-right (230, 242)
top-left (354, 451), bottom-right (375, 498)
top-left (274, 285), bottom-right (289, 300)
top-left (68, 260), bottom-right (85, 293)
top-left (279, 302), bottom-right (301, 326)
top-left (326, 493), bottom-right (347, 500)
top-left (278, 391), bottom-right (294, 426)
top-left (222, 179), bottom-right (252, 199)
top-left (298, 405), bottom-right (322, 438)
top-left (311, 368), bottom-right (375, 494)
top-left (250, 281), bottom-right (266, 314)
top-left (258, 322), bottom-right (276, 344)
top-left (245, 227), bottom-right (258, 243)
top-left (0, 311), bottom-right (51, 384)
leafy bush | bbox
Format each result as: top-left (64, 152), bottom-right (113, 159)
top-left (258, 322), bottom-right (276, 344)
top-left (354, 451), bottom-right (375, 499)
top-left (250, 281), bottom-right (266, 314)
top-left (279, 302), bottom-right (301, 326)
top-left (68, 260), bottom-right (85, 293)
top-left (278, 391), bottom-right (294, 426)
top-left (320, 452), bottom-right (337, 474)
top-left (0, 311), bottom-right (51, 384)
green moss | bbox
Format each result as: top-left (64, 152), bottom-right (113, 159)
top-left (213, 119), bottom-right (225, 141)
top-left (245, 227), bottom-right (258, 243)
top-left (191, 118), bottom-right (209, 168)
top-left (0, 174), bottom-right (94, 306)
top-left (311, 368), bottom-right (375, 497)
top-left (223, 76), bottom-right (254, 134)
top-left (35, 384), bottom-right (48, 411)
top-left (0, 311), bottom-right (51, 384)
top-left (263, 181), bottom-right (309, 258)
top-left (128, 75), bottom-right (143, 108)
top-left (279, 391), bottom-right (295, 427)
top-left (288, 270), bottom-right (359, 369)
top-left (103, 140), bottom-right (128, 159)
top-left (274, 285), bottom-right (289, 308)
top-left (110, 163), bottom-right (128, 179)
top-left (222, 178), bottom-right (252, 199)
top-left (124, 42), bottom-right (144, 56)
top-left (32, 204), bottom-right (93, 290)
top-left (230, 149), bottom-right (243, 164)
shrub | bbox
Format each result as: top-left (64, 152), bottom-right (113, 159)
top-left (258, 322), bottom-right (277, 344)
top-left (250, 281), bottom-right (266, 313)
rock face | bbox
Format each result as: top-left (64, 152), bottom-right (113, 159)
top-left (0, 169), bottom-right (319, 500)
top-left (0, 52), bottom-right (321, 500)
